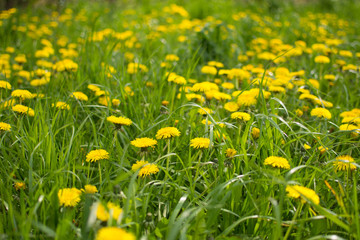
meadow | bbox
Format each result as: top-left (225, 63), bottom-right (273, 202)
top-left (0, 0), bottom-right (360, 239)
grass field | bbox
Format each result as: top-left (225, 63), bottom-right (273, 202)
top-left (1, 0), bottom-right (360, 239)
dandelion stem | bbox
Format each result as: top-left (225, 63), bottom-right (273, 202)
top-left (98, 162), bottom-right (102, 190)
top-left (162, 138), bottom-right (171, 194)
top-left (87, 162), bottom-right (90, 180)
top-left (237, 122), bottom-right (242, 147)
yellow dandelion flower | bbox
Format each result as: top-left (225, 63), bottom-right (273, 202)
top-left (161, 100), bottom-right (169, 106)
top-left (98, 96), bottom-right (110, 106)
top-left (221, 82), bottom-right (235, 89)
top-left (11, 89), bottom-right (33, 100)
top-left (226, 148), bottom-right (237, 158)
top-left (88, 84), bottom-right (101, 92)
top-left (251, 127), bottom-right (260, 139)
top-left (313, 98), bottom-right (333, 108)
top-left (112, 99), bottom-right (120, 106)
top-left (124, 86), bottom-right (135, 96)
top-left (83, 184), bottom-right (98, 194)
top-left (264, 156), bottom-right (290, 169)
top-left (96, 202), bottom-right (123, 222)
top-left (339, 124), bottom-right (360, 135)
top-left (190, 137), bottom-right (210, 149)
top-left (127, 62), bottom-right (148, 74)
top-left (314, 55), bottom-right (330, 64)
top-left (138, 163), bottom-right (159, 177)
top-left (53, 59), bottom-right (78, 72)
top-left (237, 92), bottom-right (257, 107)
top-left (269, 85), bottom-right (286, 93)
top-left (295, 109), bottom-right (303, 117)
top-left (1, 99), bottom-right (16, 110)
top-left (334, 155), bottom-right (356, 171)
top-left (12, 104), bottom-right (35, 116)
top-left (231, 112), bottom-right (251, 121)
top-left (58, 188), bottom-right (82, 207)
top-left (201, 66), bottom-right (217, 75)
top-left (208, 61), bottom-right (224, 68)
top-left (213, 92), bottom-right (231, 101)
top-left (131, 137), bottom-right (157, 148)
top-left (324, 74), bottom-right (336, 81)
top-left (146, 81), bottom-right (154, 87)
top-left (86, 149), bottom-right (110, 162)
top-left (299, 93), bottom-right (317, 101)
top-left (224, 102), bottom-right (239, 112)
top-left (132, 160), bottom-right (149, 171)
top-left (156, 127), bottom-right (181, 139)
top-left (306, 79), bottom-right (319, 89)
top-left (52, 101), bottom-right (70, 110)
top-left (198, 107), bottom-right (213, 115)
top-left (304, 144), bottom-right (311, 150)
top-left (106, 116), bottom-right (132, 127)
top-left (32, 93), bottom-right (45, 99)
top-left (30, 78), bottom-right (49, 87)
top-left (15, 54), bottom-right (27, 64)
top-left (0, 122), bottom-right (11, 132)
top-left (165, 54), bottom-right (179, 62)
top-left (341, 117), bottom-right (360, 125)
top-left (318, 146), bottom-right (328, 154)
top-left (286, 185), bottom-right (320, 205)
top-left (297, 88), bottom-right (310, 94)
top-left (0, 80), bottom-right (11, 90)
top-left (95, 227), bottom-right (135, 240)
top-left (71, 91), bottom-right (88, 101)
top-left (201, 119), bottom-right (214, 125)
top-left (14, 182), bottom-right (26, 190)
top-left (192, 82), bottom-right (219, 92)
top-left (95, 90), bottom-right (109, 97)
top-left (310, 108), bottom-right (331, 119)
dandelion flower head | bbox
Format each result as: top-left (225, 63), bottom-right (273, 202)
top-left (14, 182), bottom-right (26, 190)
top-left (95, 227), bottom-right (135, 240)
top-left (107, 116), bottom-right (132, 127)
top-left (286, 185), bottom-right (320, 205)
top-left (190, 137), bottom-right (211, 149)
top-left (58, 188), bottom-right (82, 207)
top-left (264, 156), bottom-right (290, 169)
top-left (226, 148), bottom-right (237, 158)
top-left (96, 202), bottom-right (123, 222)
top-left (83, 184), bottom-right (98, 194)
top-left (138, 163), bottom-right (159, 177)
top-left (52, 101), bottom-right (70, 110)
top-left (0, 80), bottom-right (11, 90)
top-left (334, 155), bottom-right (356, 171)
top-left (198, 107), bottom-right (213, 115)
top-left (11, 89), bottom-right (33, 100)
top-left (251, 127), bottom-right (260, 139)
top-left (131, 160), bottom-right (149, 171)
top-left (71, 91), bottom-right (88, 101)
top-left (310, 108), bottom-right (331, 119)
top-left (12, 104), bottom-right (35, 116)
top-left (156, 127), bottom-right (181, 139)
top-left (86, 149), bottom-right (110, 162)
top-left (224, 102), bottom-right (239, 112)
top-left (0, 122), bottom-right (11, 132)
top-left (130, 137), bottom-right (157, 148)
top-left (231, 112), bottom-right (251, 121)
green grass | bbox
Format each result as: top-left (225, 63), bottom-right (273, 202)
top-left (0, 0), bottom-right (360, 239)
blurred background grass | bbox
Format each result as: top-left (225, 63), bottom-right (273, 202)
top-left (2, 0), bottom-right (360, 16)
